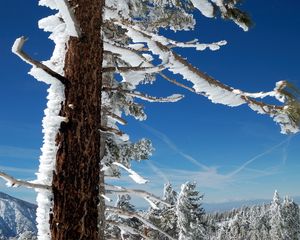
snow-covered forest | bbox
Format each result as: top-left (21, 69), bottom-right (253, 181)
top-left (0, 0), bottom-right (299, 239)
top-left (106, 186), bottom-right (300, 240)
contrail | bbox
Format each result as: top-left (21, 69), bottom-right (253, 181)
top-left (0, 165), bottom-right (36, 173)
top-left (142, 123), bottom-right (210, 170)
top-left (228, 136), bottom-right (292, 177)
top-left (145, 161), bottom-right (169, 183)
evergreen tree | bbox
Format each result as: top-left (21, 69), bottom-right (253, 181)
top-left (270, 190), bottom-right (283, 240)
top-left (17, 231), bottom-right (38, 240)
top-left (176, 182), bottom-right (206, 240)
top-left (160, 183), bottom-right (178, 238)
top-left (281, 197), bottom-right (300, 240)
top-left (3, 0), bottom-right (299, 239)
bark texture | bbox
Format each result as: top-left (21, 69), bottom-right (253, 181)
top-left (50, 0), bottom-right (105, 239)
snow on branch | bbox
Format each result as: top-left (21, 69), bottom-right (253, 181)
top-left (100, 125), bottom-right (125, 137)
top-left (103, 108), bottom-right (128, 125)
top-left (11, 36), bottom-right (69, 86)
top-left (0, 171), bottom-right (50, 190)
top-left (112, 162), bottom-right (148, 184)
top-left (103, 86), bottom-right (184, 103)
top-left (105, 183), bottom-right (171, 207)
top-left (190, 0), bottom-right (214, 18)
top-left (54, 0), bottom-right (81, 37)
top-left (127, 92), bottom-right (184, 103)
top-left (106, 206), bottom-right (176, 240)
top-left (116, 22), bottom-right (300, 134)
top-left (106, 220), bottom-right (152, 240)
top-left (103, 63), bottom-right (168, 73)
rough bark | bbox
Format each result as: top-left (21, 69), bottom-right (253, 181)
top-left (50, 0), bottom-right (105, 239)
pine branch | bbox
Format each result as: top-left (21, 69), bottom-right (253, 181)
top-left (103, 64), bottom-right (167, 73)
top-left (106, 220), bottom-right (152, 240)
top-left (103, 86), bottom-right (184, 103)
top-left (105, 183), bottom-right (171, 207)
top-left (0, 171), bottom-right (50, 190)
top-left (117, 21), bottom-right (300, 133)
top-left (12, 37), bottom-right (70, 86)
top-left (106, 206), bottom-right (176, 240)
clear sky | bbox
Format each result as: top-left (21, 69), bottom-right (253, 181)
top-left (0, 1), bottom-right (299, 205)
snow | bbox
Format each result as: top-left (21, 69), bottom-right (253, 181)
top-left (101, 194), bottom-right (112, 202)
top-left (112, 162), bottom-right (148, 184)
top-left (39, 0), bottom-right (57, 10)
top-left (190, 0), bottom-right (214, 18)
top-left (54, 0), bottom-right (81, 37)
top-left (21, 2), bottom-right (71, 239)
top-left (144, 197), bottom-right (160, 210)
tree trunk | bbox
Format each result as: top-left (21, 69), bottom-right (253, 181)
top-left (50, 0), bottom-right (105, 239)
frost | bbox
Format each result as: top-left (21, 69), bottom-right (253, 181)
top-left (190, 0), bottom-right (214, 18)
top-left (144, 197), bottom-right (160, 210)
top-left (102, 194), bottom-right (112, 202)
top-left (113, 162), bottom-right (148, 184)
top-left (54, 0), bottom-right (81, 37)
top-left (39, 0), bottom-right (57, 10)
top-left (29, 2), bottom-right (70, 239)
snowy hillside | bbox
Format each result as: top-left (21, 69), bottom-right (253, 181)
top-left (0, 192), bottom-right (37, 240)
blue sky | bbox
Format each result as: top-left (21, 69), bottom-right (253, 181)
top-left (0, 1), bottom-right (299, 205)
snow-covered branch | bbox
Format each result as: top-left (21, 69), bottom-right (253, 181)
top-left (54, 0), bottom-right (81, 37)
top-left (103, 108), bottom-right (128, 125)
top-left (112, 162), bottom-right (148, 184)
top-left (105, 183), bottom-right (171, 207)
top-left (116, 21), bottom-right (300, 133)
top-left (0, 171), bottom-right (50, 190)
top-left (100, 125), bottom-right (125, 136)
top-left (11, 37), bottom-right (69, 85)
top-left (103, 86), bottom-right (184, 103)
top-left (103, 63), bottom-right (167, 73)
top-left (106, 220), bottom-right (152, 240)
top-left (106, 206), bottom-right (176, 240)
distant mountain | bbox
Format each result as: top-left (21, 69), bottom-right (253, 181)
top-left (204, 196), bottom-right (300, 213)
top-left (0, 192), bottom-right (37, 240)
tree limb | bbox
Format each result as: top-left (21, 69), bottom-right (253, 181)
top-left (103, 108), bottom-right (128, 125)
top-left (106, 206), bottom-right (176, 240)
top-left (12, 36), bottom-right (70, 85)
top-left (103, 86), bottom-right (184, 103)
top-left (0, 171), bottom-right (50, 190)
top-left (105, 183), bottom-right (171, 207)
top-left (100, 125), bottom-right (124, 136)
top-left (106, 220), bottom-right (152, 240)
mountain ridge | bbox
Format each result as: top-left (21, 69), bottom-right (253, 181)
top-left (0, 191), bottom-right (37, 239)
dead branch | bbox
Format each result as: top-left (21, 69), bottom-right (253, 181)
top-left (106, 220), bottom-right (152, 240)
top-left (100, 125), bottom-right (124, 136)
top-left (103, 109), bottom-right (127, 125)
top-left (0, 171), bottom-right (50, 190)
top-left (106, 206), bottom-right (176, 240)
top-left (103, 86), bottom-right (183, 103)
top-left (12, 37), bottom-right (70, 85)
top-left (103, 63), bottom-right (167, 73)
top-left (105, 183), bottom-right (171, 207)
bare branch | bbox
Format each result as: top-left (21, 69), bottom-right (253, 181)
top-left (103, 109), bottom-right (128, 125)
top-left (105, 183), bottom-right (171, 207)
top-left (12, 37), bottom-right (70, 85)
top-left (103, 63), bottom-right (167, 73)
top-left (106, 220), bottom-right (152, 240)
top-left (103, 86), bottom-right (184, 103)
top-left (106, 206), bottom-right (176, 240)
top-left (100, 125), bottom-right (124, 136)
top-left (0, 171), bottom-right (50, 190)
